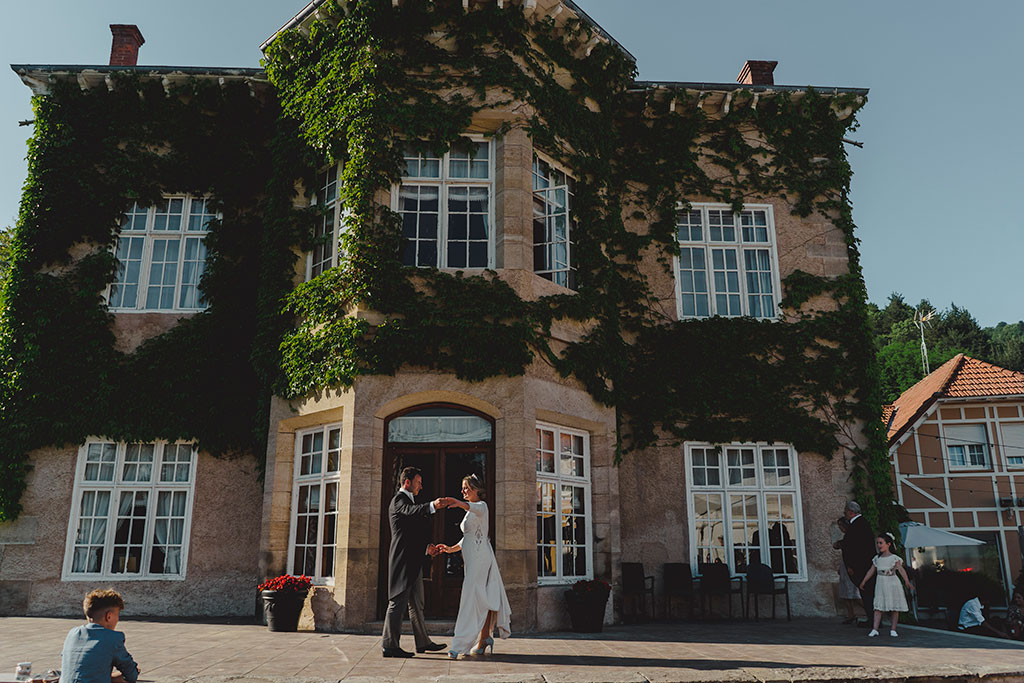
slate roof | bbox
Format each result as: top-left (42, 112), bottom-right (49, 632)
top-left (885, 354), bottom-right (1024, 445)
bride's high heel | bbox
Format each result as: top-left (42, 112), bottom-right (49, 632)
top-left (469, 637), bottom-right (494, 655)
top-left (447, 651), bottom-right (460, 660)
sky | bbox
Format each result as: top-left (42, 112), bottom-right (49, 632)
top-left (1, 1), bottom-right (1021, 327)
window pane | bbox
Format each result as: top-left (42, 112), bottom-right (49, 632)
top-left (399, 185), bottom-right (440, 267)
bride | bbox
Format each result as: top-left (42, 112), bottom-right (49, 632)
top-left (438, 474), bottom-right (511, 659)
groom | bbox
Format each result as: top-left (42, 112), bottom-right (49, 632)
top-left (382, 466), bottom-right (451, 658)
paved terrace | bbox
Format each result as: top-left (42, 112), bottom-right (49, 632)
top-left (3, 616), bottom-right (1024, 682)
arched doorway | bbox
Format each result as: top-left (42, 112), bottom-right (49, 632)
top-left (377, 403), bottom-right (496, 619)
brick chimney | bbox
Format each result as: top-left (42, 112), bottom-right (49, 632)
top-left (109, 25), bottom-right (145, 66)
top-left (737, 60), bottom-right (778, 86)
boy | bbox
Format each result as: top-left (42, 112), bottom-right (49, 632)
top-left (60, 589), bottom-right (140, 683)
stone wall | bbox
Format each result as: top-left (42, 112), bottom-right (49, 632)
top-left (0, 446), bottom-right (262, 617)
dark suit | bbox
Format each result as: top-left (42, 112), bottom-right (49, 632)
top-left (842, 514), bottom-right (876, 619)
top-left (382, 489), bottom-right (434, 651)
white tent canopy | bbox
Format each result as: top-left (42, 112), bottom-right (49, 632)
top-left (899, 522), bottom-right (985, 548)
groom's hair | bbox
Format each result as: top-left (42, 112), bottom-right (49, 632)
top-left (400, 466), bottom-right (422, 486)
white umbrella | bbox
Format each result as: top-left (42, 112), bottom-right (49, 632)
top-left (899, 522), bottom-right (986, 548)
top-left (899, 522), bottom-right (985, 623)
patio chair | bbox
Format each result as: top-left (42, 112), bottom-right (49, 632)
top-left (663, 562), bottom-right (696, 619)
top-left (745, 562), bottom-right (790, 621)
top-left (699, 562), bottom-right (743, 618)
top-left (621, 562), bottom-right (655, 621)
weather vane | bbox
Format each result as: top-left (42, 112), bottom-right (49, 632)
top-left (913, 307), bottom-right (935, 376)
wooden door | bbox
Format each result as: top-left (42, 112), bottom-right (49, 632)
top-left (378, 444), bottom-right (494, 619)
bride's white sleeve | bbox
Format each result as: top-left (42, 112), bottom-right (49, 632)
top-left (470, 500), bottom-right (488, 518)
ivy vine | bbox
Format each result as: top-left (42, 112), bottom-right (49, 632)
top-left (264, 0), bottom-right (895, 531)
top-left (0, 75), bottom-right (312, 520)
top-left (0, 0), bottom-right (895, 534)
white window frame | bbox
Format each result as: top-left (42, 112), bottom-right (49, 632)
top-left (673, 203), bottom-right (781, 320)
top-left (287, 423), bottom-right (343, 584)
top-left (394, 137), bottom-right (495, 270)
top-left (62, 439), bottom-right (198, 581)
top-left (684, 442), bottom-right (807, 580)
top-left (306, 164), bottom-right (343, 281)
top-left (106, 196), bottom-right (216, 313)
top-left (945, 423), bottom-right (989, 471)
top-left (532, 151), bottom-right (578, 290)
top-left (535, 421), bottom-right (593, 585)
top-left (1001, 422), bottom-right (1024, 468)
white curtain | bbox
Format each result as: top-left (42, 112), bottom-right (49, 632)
top-left (388, 415), bottom-right (492, 443)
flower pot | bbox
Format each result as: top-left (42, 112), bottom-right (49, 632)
top-left (564, 589), bottom-right (609, 633)
top-left (261, 589), bottom-right (308, 632)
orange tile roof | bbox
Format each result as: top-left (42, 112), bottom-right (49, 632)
top-left (885, 354), bottom-right (1024, 444)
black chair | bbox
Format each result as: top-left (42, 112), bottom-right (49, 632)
top-left (621, 562), bottom-right (655, 621)
top-left (745, 562), bottom-right (791, 621)
top-left (699, 562), bottom-right (744, 618)
top-left (663, 562), bottom-right (696, 619)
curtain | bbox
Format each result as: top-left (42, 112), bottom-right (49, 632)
top-left (388, 415), bottom-right (491, 443)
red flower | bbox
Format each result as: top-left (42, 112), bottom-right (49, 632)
top-left (570, 578), bottom-right (610, 596)
top-left (258, 574), bottom-right (312, 593)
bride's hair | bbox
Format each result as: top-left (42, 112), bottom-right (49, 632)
top-left (462, 474), bottom-right (486, 500)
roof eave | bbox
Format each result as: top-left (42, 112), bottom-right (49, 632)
top-left (11, 64), bottom-right (267, 95)
top-left (631, 81), bottom-right (869, 96)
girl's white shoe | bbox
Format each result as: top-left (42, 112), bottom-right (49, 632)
top-left (890, 630), bottom-right (898, 637)
top-left (867, 629), bottom-right (879, 637)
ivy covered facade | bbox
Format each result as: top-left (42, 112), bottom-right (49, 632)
top-left (0, 0), bottom-right (892, 629)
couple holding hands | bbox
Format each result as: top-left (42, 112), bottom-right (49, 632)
top-left (382, 467), bottom-right (511, 660)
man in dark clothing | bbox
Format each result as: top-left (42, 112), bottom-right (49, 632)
top-left (842, 500), bottom-right (876, 625)
top-left (381, 466), bottom-right (450, 658)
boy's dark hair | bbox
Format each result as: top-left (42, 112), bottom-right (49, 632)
top-left (83, 588), bottom-right (125, 620)
top-left (400, 466), bottom-right (422, 486)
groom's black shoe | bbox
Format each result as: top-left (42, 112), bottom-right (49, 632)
top-left (382, 647), bottom-right (415, 658)
top-left (416, 642), bottom-right (447, 653)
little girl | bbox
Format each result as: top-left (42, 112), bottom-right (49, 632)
top-left (859, 532), bottom-right (914, 637)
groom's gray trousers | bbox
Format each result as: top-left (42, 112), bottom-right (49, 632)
top-left (382, 570), bottom-right (431, 650)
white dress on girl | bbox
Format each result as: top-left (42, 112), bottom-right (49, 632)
top-left (450, 501), bottom-right (512, 654)
top-left (872, 554), bottom-right (909, 612)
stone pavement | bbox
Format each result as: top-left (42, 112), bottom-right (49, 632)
top-left (3, 616), bottom-right (1024, 682)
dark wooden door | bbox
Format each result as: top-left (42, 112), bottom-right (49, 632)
top-left (378, 445), bottom-right (494, 619)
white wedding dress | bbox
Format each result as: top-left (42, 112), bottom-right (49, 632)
top-left (450, 500), bottom-right (511, 654)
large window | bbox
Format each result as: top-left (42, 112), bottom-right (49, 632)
top-left (63, 441), bottom-right (197, 580)
top-left (944, 423), bottom-right (989, 469)
top-left (108, 197), bottom-right (215, 312)
top-left (674, 204), bottom-right (779, 319)
top-left (398, 140), bottom-right (493, 269)
top-left (686, 443), bottom-right (804, 578)
top-left (536, 423), bottom-right (592, 583)
top-left (532, 153), bottom-right (577, 290)
top-left (289, 424), bottom-right (342, 582)
top-left (307, 164), bottom-right (341, 280)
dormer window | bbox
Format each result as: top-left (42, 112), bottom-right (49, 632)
top-left (397, 139), bottom-right (493, 269)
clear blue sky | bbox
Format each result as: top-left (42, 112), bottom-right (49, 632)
top-left (2, 1), bottom-right (1021, 326)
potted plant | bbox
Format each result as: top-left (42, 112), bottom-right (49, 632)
top-left (258, 574), bottom-right (312, 632)
top-left (564, 578), bottom-right (611, 633)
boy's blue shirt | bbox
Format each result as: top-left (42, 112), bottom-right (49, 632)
top-left (60, 622), bottom-right (139, 683)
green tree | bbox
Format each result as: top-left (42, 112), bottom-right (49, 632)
top-left (988, 321), bottom-right (1024, 372)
